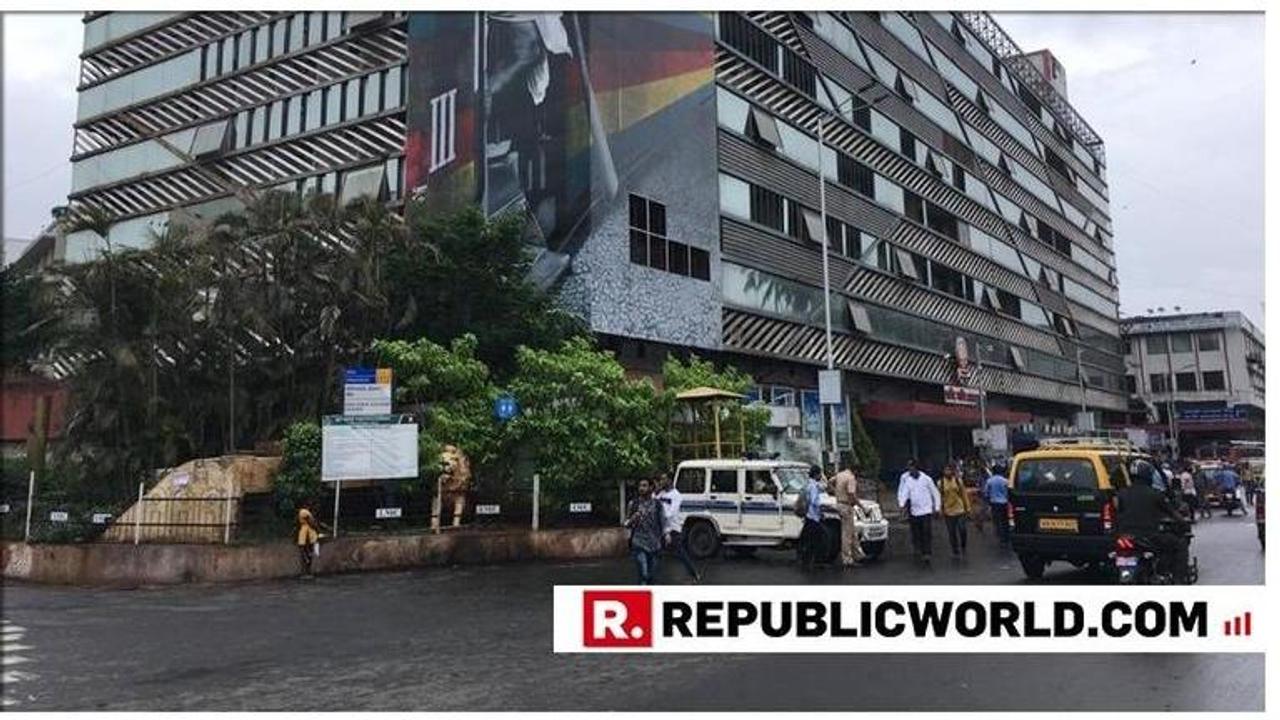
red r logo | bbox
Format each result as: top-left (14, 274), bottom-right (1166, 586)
top-left (583, 590), bottom-right (652, 648)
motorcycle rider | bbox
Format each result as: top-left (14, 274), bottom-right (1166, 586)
top-left (1116, 459), bottom-right (1191, 583)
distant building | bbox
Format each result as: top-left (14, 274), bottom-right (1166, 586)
top-left (1122, 311), bottom-right (1265, 455)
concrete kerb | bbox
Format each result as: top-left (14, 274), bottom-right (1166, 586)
top-left (1, 526), bottom-right (630, 588)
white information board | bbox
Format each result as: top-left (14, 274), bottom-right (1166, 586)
top-left (322, 418), bottom-right (419, 481)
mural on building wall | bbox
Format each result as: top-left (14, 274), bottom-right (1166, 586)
top-left (405, 12), bottom-right (715, 284)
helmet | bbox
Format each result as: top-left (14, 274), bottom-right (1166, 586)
top-left (1129, 459), bottom-right (1159, 486)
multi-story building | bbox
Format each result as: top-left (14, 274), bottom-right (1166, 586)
top-left (62, 11), bottom-right (1127, 476)
top-left (1122, 311), bottom-right (1265, 455)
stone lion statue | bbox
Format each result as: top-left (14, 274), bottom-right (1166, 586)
top-left (436, 444), bottom-right (473, 528)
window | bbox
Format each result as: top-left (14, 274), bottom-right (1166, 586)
top-left (1145, 336), bottom-right (1168, 355)
top-left (675, 467), bottom-right (705, 494)
top-left (1175, 372), bottom-right (1198, 392)
top-left (925, 201), bottom-right (959, 241)
top-left (1197, 332), bottom-right (1221, 352)
top-left (720, 13), bottom-right (778, 72)
top-left (1202, 370), bottom-right (1226, 391)
top-left (745, 470), bottom-right (777, 497)
top-left (305, 89), bottom-right (322, 131)
top-left (781, 48), bottom-right (817, 97)
top-left (325, 85), bottom-right (341, 126)
top-left (994, 289), bottom-right (1021, 317)
top-left (1170, 333), bottom-right (1193, 353)
top-left (903, 190), bottom-right (924, 223)
top-left (339, 164), bottom-right (386, 205)
top-left (1149, 373), bottom-right (1170, 393)
top-left (429, 88), bottom-right (457, 172)
top-left (710, 469), bottom-right (739, 495)
top-left (930, 261), bottom-right (965, 299)
top-left (1015, 458), bottom-right (1099, 491)
top-left (749, 184), bottom-right (785, 232)
top-left (669, 241), bottom-right (690, 276)
top-left (848, 301), bottom-right (872, 333)
top-left (899, 128), bottom-right (917, 160)
top-left (385, 66), bottom-right (403, 108)
top-left (690, 247), bottom-right (711, 281)
top-left (852, 102), bottom-right (871, 132)
top-left (894, 247), bottom-right (920, 281)
top-left (1009, 346), bottom-right (1026, 370)
top-left (719, 173), bottom-right (750, 219)
top-left (363, 73), bottom-right (382, 115)
top-left (1125, 375), bottom-right (1136, 394)
top-left (837, 154), bottom-right (874, 197)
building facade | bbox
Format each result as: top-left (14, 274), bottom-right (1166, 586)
top-left (64, 12), bottom-right (1126, 477)
top-left (1122, 311), bottom-right (1265, 455)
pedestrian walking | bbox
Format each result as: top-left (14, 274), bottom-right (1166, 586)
top-left (1179, 464), bottom-right (1198, 521)
top-left (939, 464), bottom-right (971, 558)
top-left (657, 473), bottom-right (702, 582)
top-left (1193, 465), bottom-right (1211, 518)
top-left (983, 464), bottom-right (1011, 548)
top-left (897, 459), bottom-right (941, 563)
top-left (830, 463), bottom-right (867, 568)
top-left (296, 499), bottom-right (321, 579)
top-left (625, 477), bottom-right (665, 585)
top-left (796, 465), bottom-right (828, 571)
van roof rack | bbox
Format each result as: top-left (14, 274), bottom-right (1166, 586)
top-left (1037, 436), bottom-right (1141, 452)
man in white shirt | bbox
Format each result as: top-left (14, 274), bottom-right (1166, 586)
top-left (657, 473), bottom-right (702, 582)
top-left (897, 459), bottom-right (942, 563)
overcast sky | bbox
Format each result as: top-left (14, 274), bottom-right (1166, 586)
top-left (2, 12), bottom-right (1265, 327)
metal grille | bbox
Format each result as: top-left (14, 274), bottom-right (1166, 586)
top-left (722, 308), bottom-right (1124, 410)
top-left (955, 12), bottom-right (1105, 165)
top-left (79, 12), bottom-right (277, 89)
top-left (74, 26), bottom-right (408, 157)
top-left (973, 155), bottom-right (1100, 268)
top-left (743, 12), bottom-right (808, 55)
top-left (890, 220), bottom-right (1036, 299)
top-left (945, 84), bottom-right (1048, 183)
top-left (73, 114), bottom-right (404, 219)
top-left (1003, 224), bottom-right (1117, 308)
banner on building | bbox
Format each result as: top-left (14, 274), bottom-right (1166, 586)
top-left (943, 385), bottom-right (982, 406)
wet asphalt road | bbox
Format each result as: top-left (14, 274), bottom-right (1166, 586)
top-left (1, 512), bottom-right (1264, 711)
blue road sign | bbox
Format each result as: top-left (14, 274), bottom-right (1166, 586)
top-left (494, 394), bottom-right (519, 422)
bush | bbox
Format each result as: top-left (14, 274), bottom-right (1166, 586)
top-left (274, 421), bottom-right (322, 517)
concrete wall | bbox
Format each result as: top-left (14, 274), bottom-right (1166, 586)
top-left (2, 527), bottom-right (628, 588)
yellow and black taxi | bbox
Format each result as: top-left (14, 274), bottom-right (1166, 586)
top-left (1007, 437), bottom-right (1151, 579)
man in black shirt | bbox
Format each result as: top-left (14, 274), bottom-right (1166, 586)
top-left (1116, 459), bottom-right (1190, 582)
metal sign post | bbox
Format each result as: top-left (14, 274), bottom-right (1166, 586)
top-left (532, 474), bottom-right (540, 531)
top-left (134, 482), bottom-right (144, 545)
top-left (23, 471), bottom-right (34, 543)
top-left (332, 479), bottom-right (342, 539)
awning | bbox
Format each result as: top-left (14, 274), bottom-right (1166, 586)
top-left (861, 400), bottom-right (1032, 427)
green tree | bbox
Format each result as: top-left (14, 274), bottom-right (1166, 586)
top-left (849, 404), bottom-right (881, 484)
top-left (274, 421), bottom-right (322, 516)
top-left (391, 206), bottom-right (585, 374)
top-left (505, 338), bottom-right (664, 506)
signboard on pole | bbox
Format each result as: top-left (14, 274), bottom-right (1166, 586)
top-left (818, 370), bottom-right (842, 405)
top-left (322, 415), bottom-right (419, 481)
top-left (344, 367), bottom-right (393, 416)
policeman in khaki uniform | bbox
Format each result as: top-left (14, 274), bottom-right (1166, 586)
top-left (831, 463), bottom-right (868, 567)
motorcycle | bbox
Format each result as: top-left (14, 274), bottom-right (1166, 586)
top-left (1220, 487), bottom-right (1244, 517)
top-left (1111, 520), bottom-right (1198, 585)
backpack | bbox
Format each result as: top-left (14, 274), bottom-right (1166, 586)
top-left (793, 483), bottom-right (811, 518)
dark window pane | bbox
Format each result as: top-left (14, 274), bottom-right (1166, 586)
top-left (690, 247), bottom-right (711, 280)
top-left (669, 241), bottom-right (689, 275)
top-left (749, 184), bottom-right (784, 231)
top-left (1202, 371), bottom-right (1225, 391)
top-left (649, 235), bottom-right (667, 271)
top-left (649, 201), bottom-right (666, 237)
top-left (1175, 372), bottom-right (1197, 392)
top-left (899, 128), bottom-right (916, 159)
top-left (630, 229), bottom-right (648, 265)
top-left (904, 191), bottom-right (924, 223)
top-left (852, 103), bottom-right (871, 132)
top-left (629, 194), bottom-right (647, 230)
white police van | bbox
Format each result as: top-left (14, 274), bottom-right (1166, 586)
top-left (670, 458), bottom-right (889, 561)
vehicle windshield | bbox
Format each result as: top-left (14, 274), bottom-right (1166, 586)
top-left (776, 467), bottom-right (810, 494)
top-left (1015, 458), bottom-right (1099, 492)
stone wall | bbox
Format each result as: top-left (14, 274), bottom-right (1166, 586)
top-left (2, 527), bottom-right (628, 587)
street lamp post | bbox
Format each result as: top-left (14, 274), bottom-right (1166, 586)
top-left (815, 88), bottom-right (889, 465)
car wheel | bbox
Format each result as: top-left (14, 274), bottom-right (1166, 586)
top-left (1018, 554), bottom-right (1046, 580)
top-left (821, 519), bottom-right (843, 564)
top-left (861, 540), bottom-right (886, 561)
top-left (684, 520), bottom-right (721, 560)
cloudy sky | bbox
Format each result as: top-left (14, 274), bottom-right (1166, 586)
top-left (2, 12), bottom-right (1265, 327)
